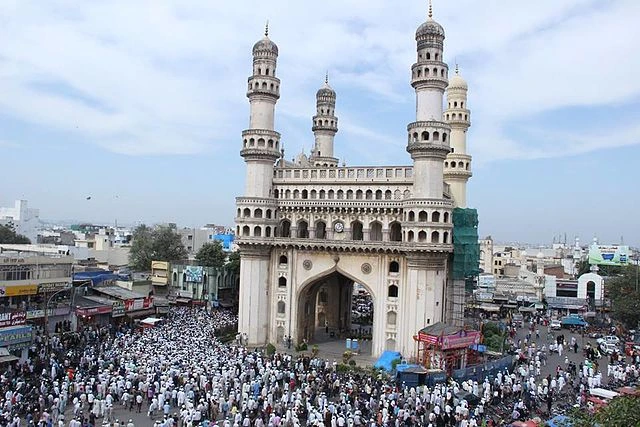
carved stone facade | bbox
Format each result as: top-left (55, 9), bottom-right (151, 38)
top-left (236, 13), bottom-right (472, 358)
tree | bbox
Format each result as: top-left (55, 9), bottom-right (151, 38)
top-left (227, 251), bottom-right (241, 275)
top-left (128, 224), bottom-right (187, 271)
top-left (129, 225), bottom-right (154, 271)
top-left (0, 224), bottom-right (31, 244)
top-left (195, 241), bottom-right (227, 268)
top-left (607, 265), bottom-right (640, 329)
top-left (567, 395), bottom-right (640, 427)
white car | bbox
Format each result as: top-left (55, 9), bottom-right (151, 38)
top-left (550, 319), bottom-right (562, 330)
top-left (596, 336), bottom-right (620, 346)
top-left (601, 342), bottom-right (620, 355)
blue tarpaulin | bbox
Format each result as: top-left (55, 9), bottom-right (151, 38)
top-left (374, 351), bottom-right (402, 372)
top-left (546, 415), bottom-right (570, 427)
top-left (73, 271), bottom-right (130, 286)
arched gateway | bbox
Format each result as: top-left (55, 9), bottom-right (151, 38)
top-left (235, 11), bottom-right (472, 359)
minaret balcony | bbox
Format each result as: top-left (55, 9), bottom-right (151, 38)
top-left (242, 129), bottom-right (281, 153)
top-left (247, 76), bottom-right (281, 99)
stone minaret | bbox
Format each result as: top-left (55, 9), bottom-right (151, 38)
top-left (406, 2), bottom-right (451, 199)
top-left (398, 3), bottom-right (455, 354)
top-left (310, 74), bottom-right (339, 167)
top-left (444, 65), bottom-right (472, 207)
top-left (236, 24), bottom-right (281, 347)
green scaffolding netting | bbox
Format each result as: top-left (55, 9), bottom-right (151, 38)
top-left (452, 208), bottom-right (481, 280)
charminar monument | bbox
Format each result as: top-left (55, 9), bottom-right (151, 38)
top-left (235, 3), bottom-right (475, 358)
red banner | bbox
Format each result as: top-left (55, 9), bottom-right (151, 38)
top-left (0, 311), bottom-right (26, 328)
top-left (76, 305), bottom-right (112, 316)
top-left (124, 296), bottom-right (153, 312)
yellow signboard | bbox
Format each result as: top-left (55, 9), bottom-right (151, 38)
top-left (0, 285), bottom-right (39, 297)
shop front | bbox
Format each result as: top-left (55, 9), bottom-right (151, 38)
top-left (0, 324), bottom-right (33, 362)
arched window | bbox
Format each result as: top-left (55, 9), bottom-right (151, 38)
top-left (407, 230), bottom-right (414, 242)
top-left (242, 226), bottom-right (250, 236)
top-left (412, 132), bottom-right (418, 142)
top-left (280, 220), bottom-right (291, 238)
top-left (389, 222), bottom-right (402, 242)
top-left (337, 190), bottom-right (344, 199)
top-left (310, 190), bottom-right (317, 199)
top-left (279, 255), bottom-right (288, 265)
top-left (433, 131), bottom-right (440, 141)
top-left (443, 231), bottom-right (448, 243)
top-left (254, 208), bottom-right (263, 218)
top-left (293, 190), bottom-right (300, 199)
top-left (451, 161), bottom-right (457, 168)
top-left (351, 221), bottom-right (363, 240)
top-left (432, 211), bottom-right (440, 222)
top-left (257, 68), bottom-right (262, 75)
top-left (388, 286), bottom-right (399, 298)
top-left (408, 211), bottom-right (415, 221)
top-left (277, 301), bottom-right (286, 314)
top-left (278, 276), bottom-right (287, 287)
top-left (418, 231), bottom-right (427, 242)
top-left (431, 231), bottom-right (440, 243)
top-left (454, 101), bottom-right (458, 107)
top-left (243, 208), bottom-right (251, 217)
top-left (285, 189), bottom-right (291, 198)
top-left (315, 221), bottom-right (327, 239)
top-left (265, 209), bottom-right (272, 219)
top-left (426, 52), bottom-right (431, 60)
top-left (370, 221), bottom-right (383, 241)
top-left (319, 190), bottom-right (325, 199)
top-left (418, 211), bottom-right (428, 222)
top-left (172, 272), bottom-right (177, 284)
top-left (346, 190), bottom-right (354, 200)
top-left (183, 272), bottom-right (187, 283)
top-left (356, 190), bottom-right (363, 200)
top-left (365, 190), bottom-right (373, 200)
top-left (319, 290), bottom-right (328, 304)
top-left (297, 220), bottom-right (309, 238)
top-left (254, 226), bottom-right (262, 237)
top-left (389, 261), bottom-right (400, 273)
top-left (421, 131), bottom-right (429, 141)
top-left (328, 190), bottom-right (334, 199)
top-left (302, 190), bottom-right (308, 199)
top-left (385, 190), bottom-right (392, 200)
top-left (445, 161), bottom-right (449, 168)
top-left (443, 212), bottom-right (449, 223)
top-left (265, 226), bottom-right (271, 237)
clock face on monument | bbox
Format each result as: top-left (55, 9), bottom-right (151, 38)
top-left (334, 222), bottom-right (344, 233)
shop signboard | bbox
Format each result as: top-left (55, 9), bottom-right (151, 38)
top-left (124, 296), bottom-right (153, 312)
top-left (112, 301), bottom-right (125, 318)
top-left (0, 311), bottom-right (26, 328)
top-left (37, 282), bottom-right (70, 293)
top-left (76, 305), bottom-right (112, 316)
top-left (0, 285), bottom-right (38, 297)
top-left (0, 325), bottom-right (33, 346)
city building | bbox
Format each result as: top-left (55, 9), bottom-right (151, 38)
top-left (235, 7), bottom-right (479, 357)
top-left (169, 262), bottom-right (238, 307)
top-left (178, 226), bottom-right (235, 254)
top-left (0, 200), bottom-right (41, 243)
top-left (479, 236), bottom-right (493, 274)
top-left (0, 252), bottom-right (74, 361)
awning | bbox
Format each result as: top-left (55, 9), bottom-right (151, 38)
top-left (519, 307), bottom-right (537, 313)
top-left (502, 304), bottom-right (518, 309)
top-left (175, 298), bottom-right (191, 304)
top-left (126, 308), bottom-right (156, 319)
top-left (478, 304), bottom-right (500, 312)
top-left (0, 355), bottom-right (19, 364)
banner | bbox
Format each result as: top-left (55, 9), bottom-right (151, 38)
top-left (112, 301), bottom-right (125, 318)
top-left (0, 285), bottom-right (38, 297)
top-left (124, 296), bottom-right (153, 312)
top-left (184, 266), bottom-right (204, 282)
top-left (0, 311), bottom-right (26, 328)
top-left (588, 244), bottom-right (629, 266)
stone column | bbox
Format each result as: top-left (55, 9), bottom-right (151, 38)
top-left (238, 246), bottom-right (272, 347)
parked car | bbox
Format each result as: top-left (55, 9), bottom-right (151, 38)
top-left (601, 342), bottom-right (620, 355)
top-left (550, 319), bottom-right (562, 330)
top-left (597, 336), bottom-right (621, 346)
top-left (512, 314), bottom-right (524, 327)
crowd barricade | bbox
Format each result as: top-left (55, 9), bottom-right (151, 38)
top-left (451, 355), bottom-right (515, 383)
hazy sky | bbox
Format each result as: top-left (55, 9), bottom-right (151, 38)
top-left (1, 1), bottom-right (639, 246)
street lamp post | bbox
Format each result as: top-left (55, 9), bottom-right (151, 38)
top-left (43, 285), bottom-right (74, 348)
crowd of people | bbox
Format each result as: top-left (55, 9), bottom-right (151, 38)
top-left (0, 308), bottom-right (638, 426)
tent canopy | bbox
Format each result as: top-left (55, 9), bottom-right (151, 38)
top-left (374, 351), bottom-right (402, 372)
top-left (140, 317), bottom-right (163, 326)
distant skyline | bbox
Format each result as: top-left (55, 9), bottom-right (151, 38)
top-left (2, 1), bottom-right (639, 247)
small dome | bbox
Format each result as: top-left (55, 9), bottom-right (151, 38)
top-left (536, 251), bottom-right (544, 259)
top-left (316, 81), bottom-right (336, 98)
top-left (252, 36), bottom-right (278, 56)
top-left (416, 18), bottom-right (445, 39)
top-left (449, 73), bottom-right (468, 90)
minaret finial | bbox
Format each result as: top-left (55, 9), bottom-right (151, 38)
top-left (325, 71), bottom-right (329, 84)
top-left (455, 62), bottom-right (459, 74)
top-left (428, 0), bottom-right (433, 19)
top-left (265, 20), bottom-right (269, 37)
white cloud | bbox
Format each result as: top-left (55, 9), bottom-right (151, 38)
top-left (0, 0), bottom-right (639, 161)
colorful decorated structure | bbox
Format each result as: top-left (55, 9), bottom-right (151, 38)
top-left (414, 322), bottom-right (481, 376)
